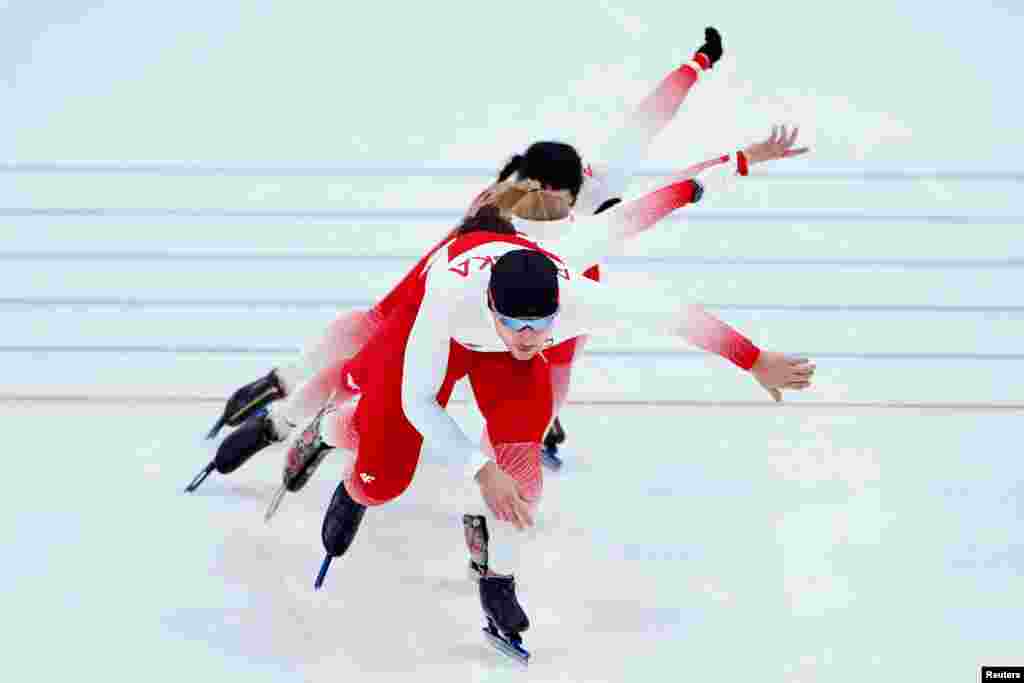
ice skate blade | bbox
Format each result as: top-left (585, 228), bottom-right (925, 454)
top-left (184, 461), bottom-right (215, 493)
top-left (314, 555), bottom-right (333, 590)
top-left (205, 415), bottom-right (227, 440)
top-left (483, 628), bottom-right (529, 666)
top-left (264, 483), bottom-right (288, 522)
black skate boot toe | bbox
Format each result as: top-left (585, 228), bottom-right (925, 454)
top-left (480, 574), bottom-right (530, 634)
top-left (315, 481), bottom-right (367, 590)
top-left (213, 411), bottom-right (279, 475)
top-left (543, 417), bottom-right (566, 449)
top-left (207, 369), bottom-right (286, 438)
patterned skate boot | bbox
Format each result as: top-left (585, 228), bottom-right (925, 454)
top-left (463, 514), bottom-right (490, 580)
top-left (206, 369), bottom-right (286, 439)
top-left (264, 403), bottom-right (336, 521)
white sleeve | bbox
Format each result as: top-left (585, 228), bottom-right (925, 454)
top-left (578, 61), bottom-right (709, 212)
top-left (555, 250), bottom-right (763, 370)
top-left (544, 209), bottom-right (623, 273)
top-left (555, 273), bottom-right (682, 340)
top-left (400, 269), bottom-right (490, 478)
top-left (549, 153), bottom-right (747, 271)
top-left (694, 155), bottom-right (743, 197)
top-left (574, 163), bottom-right (627, 216)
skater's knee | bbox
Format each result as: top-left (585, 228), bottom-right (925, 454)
top-left (345, 469), bottom-right (413, 506)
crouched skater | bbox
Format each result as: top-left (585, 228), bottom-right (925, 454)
top-left (254, 191), bottom-right (813, 662)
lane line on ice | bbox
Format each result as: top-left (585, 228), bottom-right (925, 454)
top-left (2, 298), bottom-right (1023, 315)
top-left (5, 345), bottom-right (1024, 361)
top-left (4, 161), bottom-right (1023, 181)
top-left (4, 207), bottom-right (1024, 223)
top-left (3, 394), bottom-right (1022, 413)
top-left (1, 251), bottom-right (1021, 269)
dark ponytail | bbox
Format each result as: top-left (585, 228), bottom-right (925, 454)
top-left (494, 142), bottom-right (583, 200)
top-left (497, 154), bottom-right (524, 183)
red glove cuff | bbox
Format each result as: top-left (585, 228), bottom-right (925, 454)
top-left (736, 150), bottom-right (750, 176)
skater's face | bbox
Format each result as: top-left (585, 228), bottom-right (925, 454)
top-left (539, 185), bottom-right (575, 207)
top-left (490, 309), bottom-right (555, 360)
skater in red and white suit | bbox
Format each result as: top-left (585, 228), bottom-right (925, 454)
top-left (292, 145), bottom-right (814, 552)
top-left (200, 28), bottom-right (745, 469)
top-left (284, 166), bottom-right (814, 649)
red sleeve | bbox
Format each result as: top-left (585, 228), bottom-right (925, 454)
top-left (682, 305), bottom-right (761, 370)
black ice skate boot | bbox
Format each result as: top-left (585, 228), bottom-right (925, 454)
top-left (313, 480), bottom-right (367, 590)
top-left (264, 404), bottom-right (336, 522)
top-left (480, 574), bottom-right (531, 664)
top-left (206, 369), bottom-right (286, 439)
top-left (697, 26), bottom-right (723, 68)
top-left (185, 410), bottom-right (282, 493)
top-left (541, 416), bottom-right (566, 471)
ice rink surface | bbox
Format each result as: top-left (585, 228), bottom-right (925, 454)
top-left (6, 1), bottom-right (1024, 680)
top-left (4, 400), bottom-right (1023, 682)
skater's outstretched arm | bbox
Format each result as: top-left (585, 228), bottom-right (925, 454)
top-left (542, 124), bottom-right (809, 271)
top-left (575, 27), bottom-right (724, 214)
top-left (557, 273), bottom-right (815, 401)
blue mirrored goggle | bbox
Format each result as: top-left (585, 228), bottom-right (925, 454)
top-left (493, 310), bottom-right (558, 333)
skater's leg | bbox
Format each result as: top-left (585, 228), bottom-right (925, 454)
top-left (540, 336), bottom-right (588, 469)
top-left (465, 504), bottom-right (535, 662)
top-left (458, 352), bottom-right (553, 651)
top-left (277, 309), bottom-right (382, 388)
top-left (462, 506), bottom-right (537, 652)
top-left (206, 309), bottom-right (375, 439)
top-left (314, 341), bottom-right (472, 588)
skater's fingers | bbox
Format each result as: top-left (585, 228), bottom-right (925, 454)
top-left (497, 496), bottom-right (521, 529)
top-left (508, 499), bottom-right (531, 530)
top-left (515, 497), bottom-right (535, 528)
top-left (499, 500), bottom-right (518, 527)
top-left (486, 494), bottom-right (511, 524)
top-left (786, 125), bottom-right (800, 147)
top-left (785, 356), bottom-right (811, 366)
top-left (783, 147), bottom-right (810, 158)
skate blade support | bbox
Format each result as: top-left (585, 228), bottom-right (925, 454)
top-left (264, 483), bottom-right (289, 522)
top-left (263, 389), bottom-right (338, 522)
top-left (483, 626), bottom-right (530, 666)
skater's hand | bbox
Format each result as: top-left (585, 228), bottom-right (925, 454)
top-left (742, 125), bottom-right (809, 166)
top-left (476, 462), bottom-right (534, 530)
top-left (751, 351), bottom-right (816, 402)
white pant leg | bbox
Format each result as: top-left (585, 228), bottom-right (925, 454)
top-left (275, 309), bottom-right (375, 390)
